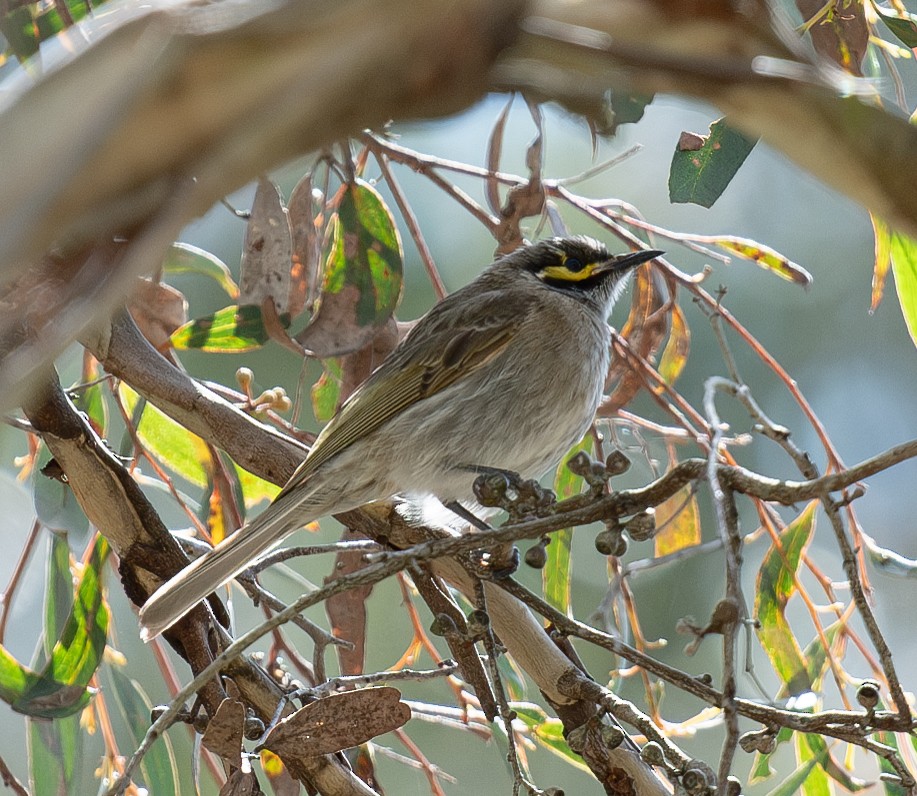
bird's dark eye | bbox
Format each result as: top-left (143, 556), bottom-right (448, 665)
top-left (565, 257), bottom-right (584, 272)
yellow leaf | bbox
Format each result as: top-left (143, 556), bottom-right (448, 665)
top-left (654, 485), bottom-right (700, 557)
top-left (656, 302), bottom-right (690, 388)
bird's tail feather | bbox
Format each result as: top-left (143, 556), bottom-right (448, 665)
top-left (139, 492), bottom-right (314, 641)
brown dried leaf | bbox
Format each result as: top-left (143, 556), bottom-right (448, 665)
top-left (677, 131), bottom-right (705, 151)
top-left (263, 687), bottom-right (410, 758)
top-left (288, 172), bottom-right (321, 319)
top-left (605, 266), bottom-right (668, 412)
top-left (525, 97), bottom-right (544, 175)
top-left (325, 528), bottom-right (374, 676)
top-left (261, 296), bottom-right (306, 357)
top-left (202, 698), bottom-right (245, 767)
top-left (219, 770), bottom-right (259, 796)
top-left (240, 177), bottom-right (293, 316)
top-left (492, 102), bottom-right (545, 255)
top-left (339, 318), bottom-right (400, 404)
top-left (485, 96), bottom-right (514, 215)
top-left (128, 277), bottom-right (187, 351)
top-left (493, 179), bottom-right (545, 255)
top-left (797, 0), bottom-right (868, 76)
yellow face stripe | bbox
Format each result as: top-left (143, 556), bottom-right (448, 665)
top-left (539, 259), bottom-right (601, 283)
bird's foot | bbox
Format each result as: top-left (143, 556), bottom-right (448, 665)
top-left (444, 500), bottom-right (492, 531)
top-left (467, 544), bottom-right (521, 580)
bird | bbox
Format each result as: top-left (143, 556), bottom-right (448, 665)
top-left (139, 236), bottom-right (661, 640)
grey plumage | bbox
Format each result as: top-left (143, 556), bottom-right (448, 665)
top-left (138, 237), bottom-right (661, 640)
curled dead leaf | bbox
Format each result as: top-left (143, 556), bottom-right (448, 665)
top-left (604, 266), bottom-right (668, 413)
top-left (240, 177), bottom-right (294, 317)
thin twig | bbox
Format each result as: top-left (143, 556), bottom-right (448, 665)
top-left (252, 540), bottom-right (384, 571)
top-left (705, 361), bottom-right (853, 709)
top-left (393, 727), bottom-right (450, 796)
top-left (555, 144), bottom-right (644, 185)
top-left (0, 755), bottom-right (28, 796)
top-left (820, 493), bottom-right (910, 718)
top-left (0, 518), bottom-right (41, 644)
top-left (237, 573), bottom-right (346, 653)
top-left (306, 662), bottom-right (459, 698)
top-left (375, 154), bottom-right (448, 299)
top-left (498, 579), bottom-right (915, 738)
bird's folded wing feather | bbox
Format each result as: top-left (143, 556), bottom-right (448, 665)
top-left (277, 290), bottom-right (530, 497)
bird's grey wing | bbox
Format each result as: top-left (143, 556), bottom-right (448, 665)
top-left (277, 289), bottom-right (531, 496)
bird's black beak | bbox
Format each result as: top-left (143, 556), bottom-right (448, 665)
top-left (596, 248), bottom-right (663, 275)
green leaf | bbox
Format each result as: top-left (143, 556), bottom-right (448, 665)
top-left (3, 0), bottom-right (93, 64)
top-left (43, 534), bottom-right (75, 663)
top-left (755, 502), bottom-right (817, 696)
top-left (653, 483), bottom-right (700, 557)
top-left (598, 89), bottom-right (655, 134)
top-left (0, 644), bottom-right (34, 705)
top-left (875, 5), bottom-right (917, 48)
top-left (163, 242), bottom-right (240, 299)
top-left (171, 304), bottom-right (285, 352)
top-left (547, 437), bottom-right (592, 616)
top-left (496, 652), bottom-right (526, 703)
top-left (104, 664), bottom-right (180, 795)
top-left (803, 732), bottom-right (868, 792)
top-left (28, 714), bottom-right (86, 795)
top-left (751, 726), bottom-right (795, 783)
top-left (299, 180), bottom-right (403, 357)
top-left (795, 733), bottom-right (830, 796)
top-left (787, 621), bottom-right (844, 699)
top-left (44, 535), bottom-right (110, 689)
top-left (870, 214), bottom-right (892, 312)
top-left (0, 535), bottom-right (109, 718)
top-left (120, 383), bottom-right (210, 487)
top-left (669, 118), bottom-right (757, 208)
top-left (889, 229), bottom-right (917, 348)
top-left (874, 724), bottom-right (909, 796)
top-left (32, 444), bottom-right (89, 537)
top-left (311, 358), bottom-right (343, 423)
top-left (0, 7), bottom-right (40, 61)
top-left (234, 462), bottom-right (281, 509)
top-left (326, 181), bottom-right (402, 318)
top-left (767, 759), bottom-right (819, 796)
top-left (511, 702), bottom-right (590, 772)
top-left (71, 381), bottom-right (108, 435)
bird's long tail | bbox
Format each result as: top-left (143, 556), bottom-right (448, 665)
top-left (139, 489), bottom-right (317, 641)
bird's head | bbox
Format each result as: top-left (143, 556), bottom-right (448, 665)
top-left (500, 236), bottom-right (662, 312)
